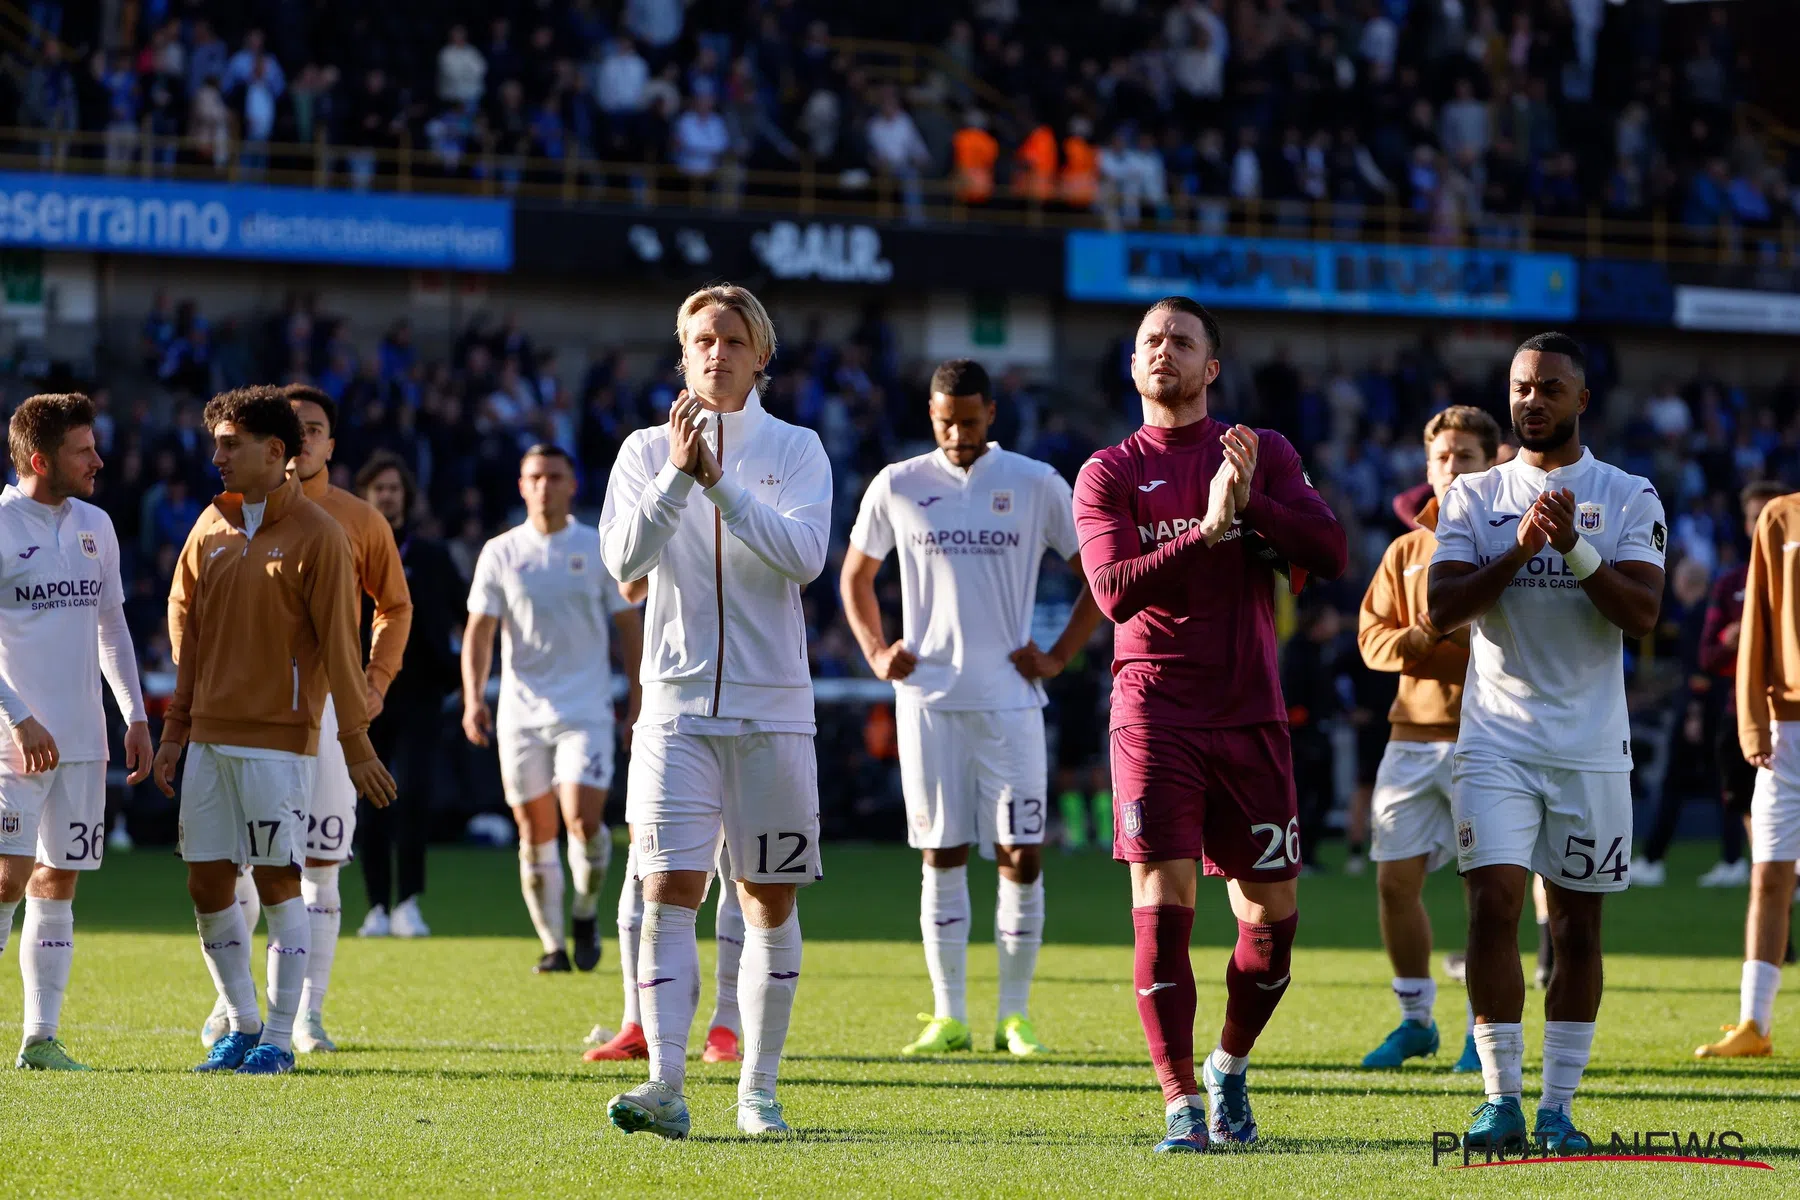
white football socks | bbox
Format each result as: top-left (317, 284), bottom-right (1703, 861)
top-left (995, 875), bottom-right (1044, 1021)
top-left (712, 879), bottom-right (745, 1035)
top-left (196, 904), bottom-right (261, 1034)
top-left (1210, 1045), bottom-right (1249, 1075)
top-left (261, 896), bottom-right (311, 1052)
top-left (520, 840), bottom-right (565, 954)
top-left (299, 865), bottom-right (340, 1017)
top-left (739, 907), bottom-right (801, 1099)
top-left (1474, 1022), bottom-right (1524, 1101)
top-left (569, 827), bottom-right (610, 922)
top-left (20, 896), bottom-right (73, 1046)
top-left (1539, 1020), bottom-right (1595, 1116)
top-left (0, 898), bottom-right (18, 954)
top-left (1394, 976), bottom-right (1436, 1024)
top-left (618, 867), bottom-right (645, 1027)
top-left (921, 863), bottom-right (970, 1023)
top-left (235, 868), bottom-right (262, 934)
top-left (639, 901), bottom-right (700, 1093)
top-left (1742, 959), bottom-right (1781, 1035)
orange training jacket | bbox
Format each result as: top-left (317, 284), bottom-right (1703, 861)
top-left (161, 474), bottom-right (373, 762)
top-left (171, 470), bottom-right (413, 698)
top-left (1738, 492), bottom-right (1800, 758)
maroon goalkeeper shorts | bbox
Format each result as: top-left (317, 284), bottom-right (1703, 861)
top-left (1109, 721), bottom-right (1301, 881)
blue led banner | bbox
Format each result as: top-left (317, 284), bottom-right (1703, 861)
top-left (0, 172), bottom-right (512, 270)
top-left (1067, 231), bottom-right (1576, 319)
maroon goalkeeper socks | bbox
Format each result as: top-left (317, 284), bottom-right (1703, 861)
top-left (1132, 904), bottom-right (1198, 1102)
top-left (1220, 912), bottom-right (1299, 1056)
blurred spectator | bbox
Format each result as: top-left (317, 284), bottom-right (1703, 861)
top-left (623, 0), bottom-right (685, 66)
top-left (187, 21), bottom-right (227, 99)
top-left (596, 35), bottom-right (649, 132)
top-left (671, 91), bottom-right (730, 176)
top-left (439, 24), bottom-right (487, 107)
top-left (226, 29), bottom-right (286, 96)
top-left (865, 88), bottom-right (930, 222)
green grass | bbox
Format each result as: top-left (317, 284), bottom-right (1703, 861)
top-left (0, 840), bottom-right (1794, 1198)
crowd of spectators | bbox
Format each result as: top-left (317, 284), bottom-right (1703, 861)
top-left (8, 2), bottom-right (1792, 243)
top-left (42, 283), bottom-right (1794, 863)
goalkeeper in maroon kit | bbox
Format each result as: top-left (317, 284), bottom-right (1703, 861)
top-left (1072, 298), bottom-right (1347, 1153)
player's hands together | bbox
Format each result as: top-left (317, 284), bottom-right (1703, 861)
top-left (462, 698), bottom-right (493, 747)
top-left (1201, 457), bottom-right (1238, 546)
top-left (870, 639), bottom-right (918, 682)
top-left (349, 756), bottom-right (398, 808)
top-left (9, 715), bottom-right (58, 774)
top-left (151, 741), bottom-right (181, 798)
top-left (1749, 752), bottom-right (1773, 770)
top-left (1526, 488), bottom-right (1578, 554)
top-left (1514, 493), bottom-right (1551, 557)
top-left (1009, 641), bottom-right (1066, 681)
top-left (365, 682), bottom-right (385, 723)
top-left (668, 391), bottom-right (722, 488)
top-left (1220, 424), bottom-right (1259, 509)
top-left (123, 720), bottom-right (153, 785)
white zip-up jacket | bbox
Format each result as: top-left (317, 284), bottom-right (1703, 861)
top-left (600, 390), bottom-right (831, 728)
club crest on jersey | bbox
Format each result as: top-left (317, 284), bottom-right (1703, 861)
top-left (567, 553), bottom-right (587, 575)
top-left (1576, 503), bottom-right (1604, 534)
top-left (1, 811), bottom-right (18, 836)
top-left (77, 531), bottom-right (98, 559)
top-left (990, 490), bottom-right (1013, 515)
top-left (1121, 800), bottom-right (1143, 839)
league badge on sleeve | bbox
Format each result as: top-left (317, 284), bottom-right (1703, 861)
top-left (78, 531), bottom-right (99, 559)
top-left (1652, 521), bottom-right (1667, 553)
top-left (1575, 503), bottom-right (1604, 534)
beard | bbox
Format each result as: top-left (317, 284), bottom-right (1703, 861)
top-left (46, 461), bottom-right (94, 500)
top-left (1137, 367), bottom-right (1206, 413)
top-left (1514, 414), bottom-right (1577, 453)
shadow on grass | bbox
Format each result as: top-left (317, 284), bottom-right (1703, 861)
top-left (69, 844), bottom-right (1765, 957)
top-left (680, 1130), bottom-right (1460, 1153)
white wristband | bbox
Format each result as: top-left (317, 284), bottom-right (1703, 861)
top-left (1564, 536), bottom-right (1603, 580)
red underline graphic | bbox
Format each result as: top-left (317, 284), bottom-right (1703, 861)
top-left (1453, 1155), bottom-right (1773, 1170)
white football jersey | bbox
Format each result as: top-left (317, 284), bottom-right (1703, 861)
top-left (0, 486), bottom-right (143, 762)
top-left (1432, 448), bottom-right (1666, 772)
top-left (850, 445), bottom-right (1079, 711)
top-left (469, 520), bottom-right (631, 730)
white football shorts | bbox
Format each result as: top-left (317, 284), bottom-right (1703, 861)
top-left (1451, 751), bottom-right (1633, 892)
top-left (0, 759), bottom-right (107, 870)
top-left (178, 743), bottom-right (315, 868)
top-left (499, 721), bottom-right (615, 805)
top-left (896, 698), bottom-right (1048, 854)
top-left (626, 724), bottom-right (821, 886)
top-left (304, 694), bottom-right (357, 862)
top-left (1369, 740), bottom-right (1456, 870)
top-left (1750, 720), bottom-right (1800, 864)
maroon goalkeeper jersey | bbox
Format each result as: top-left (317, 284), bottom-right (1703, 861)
top-left (1073, 416), bottom-right (1347, 731)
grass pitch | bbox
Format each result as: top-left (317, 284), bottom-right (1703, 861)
top-left (0, 839), bottom-right (1794, 1198)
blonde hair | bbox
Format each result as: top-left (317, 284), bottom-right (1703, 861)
top-left (1423, 405), bottom-right (1502, 462)
top-left (675, 283), bottom-right (778, 392)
